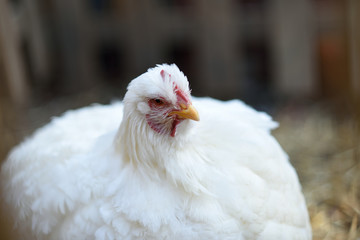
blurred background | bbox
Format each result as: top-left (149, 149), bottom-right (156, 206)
top-left (0, 0), bottom-right (359, 239)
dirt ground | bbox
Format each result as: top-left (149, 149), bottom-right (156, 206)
top-left (0, 96), bottom-right (359, 239)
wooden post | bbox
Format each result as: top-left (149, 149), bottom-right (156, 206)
top-left (348, 0), bottom-right (360, 98)
top-left (347, 0), bottom-right (360, 163)
top-left (0, 0), bottom-right (29, 106)
top-left (268, 0), bottom-right (316, 98)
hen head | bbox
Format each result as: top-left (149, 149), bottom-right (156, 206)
top-left (123, 64), bottom-right (199, 138)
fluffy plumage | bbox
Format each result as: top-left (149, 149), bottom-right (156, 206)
top-left (1, 64), bottom-right (311, 240)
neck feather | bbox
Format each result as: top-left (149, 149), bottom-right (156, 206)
top-left (115, 105), bottom-right (182, 174)
top-left (114, 104), bottom-right (210, 195)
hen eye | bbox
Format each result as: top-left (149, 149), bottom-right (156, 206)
top-left (154, 99), bottom-right (163, 104)
top-left (148, 98), bottom-right (166, 107)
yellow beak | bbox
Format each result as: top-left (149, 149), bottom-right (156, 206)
top-left (169, 104), bottom-right (200, 121)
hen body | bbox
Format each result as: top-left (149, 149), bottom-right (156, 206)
top-left (1, 64), bottom-right (311, 240)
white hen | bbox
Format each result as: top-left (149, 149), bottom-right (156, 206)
top-left (1, 64), bottom-right (311, 240)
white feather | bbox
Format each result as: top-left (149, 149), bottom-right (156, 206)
top-left (1, 64), bottom-right (311, 240)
